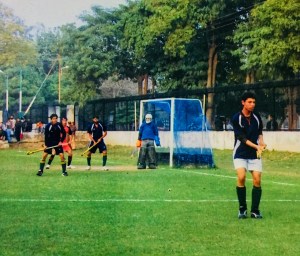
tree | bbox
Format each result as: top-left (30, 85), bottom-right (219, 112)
top-left (134, 0), bottom-right (256, 125)
top-left (0, 3), bottom-right (37, 114)
top-left (233, 0), bottom-right (300, 129)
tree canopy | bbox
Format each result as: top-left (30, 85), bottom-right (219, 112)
top-left (0, 0), bottom-right (299, 124)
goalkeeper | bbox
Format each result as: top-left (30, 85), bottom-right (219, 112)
top-left (136, 114), bottom-right (160, 169)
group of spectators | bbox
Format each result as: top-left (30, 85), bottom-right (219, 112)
top-left (0, 115), bottom-right (39, 143)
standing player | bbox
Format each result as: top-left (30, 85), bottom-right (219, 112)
top-left (86, 116), bottom-right (108, 170)
top-left (45, 117), bottom-right (75, 169)
top-left (232, 91), bottom-right (267, 219)
top-left (36, 113), bottom-right (68, 176)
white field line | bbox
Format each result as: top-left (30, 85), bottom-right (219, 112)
top-left (179, 170), bottom-right (299, 187)
top-left (1, 198), bottom-right (300, 203)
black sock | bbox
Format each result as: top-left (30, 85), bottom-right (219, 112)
top-left (87, 157), bottom-right (91, 166)
top-left (103, 155), bottom-right (107, 166)
top-left (251, 186), bottom-right (262, 212)
top-left (40, 161), bottom-right (45, 171)
top-left (68, 156), bottom-right (72, 166)
top-left (61, 161), bottom-right (66, 172)
top-left (236, 186), bottom-right (247, 209)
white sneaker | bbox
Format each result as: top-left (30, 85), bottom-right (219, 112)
top-left (102, 166), bottom-right (109, 171)
top-left (45, 164), bottom-right (50, 169)
top-left (85, 166), bottom-right (91, 170)
top-left (67, 165), bottom-right (75, 169)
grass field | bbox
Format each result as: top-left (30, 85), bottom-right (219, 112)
top-left (0, 145), bottom-right (299, 256)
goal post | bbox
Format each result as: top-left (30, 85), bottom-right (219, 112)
top-left (139, 98), bottom-right (214, 168)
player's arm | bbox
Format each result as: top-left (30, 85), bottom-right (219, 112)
top-left (232, 116), bottom-right (259, 151)
top-left (44, 124), bottom-right (50, 147)
top-left (59, 123), bottom-right (66, 144)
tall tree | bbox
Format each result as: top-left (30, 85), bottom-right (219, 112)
top-left (136, 0), bottom-right (256, 125)
top-left (233, 0), bottom-right (300, 129)
top-left (0, 3), bottom-right (37, 114)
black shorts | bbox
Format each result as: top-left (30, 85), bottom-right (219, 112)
top-left (89, 140), bottom-right (107, 154)
top-left (44, 146), bottom-right (64, 155)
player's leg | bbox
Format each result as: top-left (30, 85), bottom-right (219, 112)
top-left (66, 146), bottom-right (74, 169)
top-left (99, 141), bottom-right (108, 170)
top-left (86, 142), bottom-right (96, 170)
top-left (137, 140), bottom-right (147, 169)
top-left (234, 158), bottom-right (248, 218)
top-left (58, 147), bottom-right (67, 176)
top-left (46, 150), bottom-right (55, 169)
top-left (37, 151), bottom-right (49, 176)
top-left (147, 141), bottom-right (157, 169)
top-left (236, 167), bottom-right (247, 218)
top-left (250, 170), bottom-right (262, 218)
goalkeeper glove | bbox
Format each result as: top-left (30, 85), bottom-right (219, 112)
top-left (136, 140), bottom-right (142, 148)
top-left (155, 136), bottom-right (161, 146)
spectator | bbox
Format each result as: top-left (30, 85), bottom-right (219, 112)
top-left (69, 121), bottom-right (77, 150)
top-left (36, 121), bottom-right (43, 133)
top-left (266, 114), bottom-right (278, 131)
top-left (14, 118), bottom-right (23, 143)
top-left (0, 125), bottom-right (5, 140)
top-left (0, 122), bottom-right (7, 141)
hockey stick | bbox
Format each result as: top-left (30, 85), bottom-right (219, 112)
top-left (256, 145), bottom-right (267, 159)
top-left (80, 141), bottom-right (100, 156)
top-left (26, 143), bottom-right (67, 155)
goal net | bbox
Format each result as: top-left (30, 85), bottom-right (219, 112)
top-left (140, 98), bottom-right (214, 168)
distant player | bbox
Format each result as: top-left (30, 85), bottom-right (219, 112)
top-left (86, 116), bottom-right (108, 170)
top-left (36, 113), bottom-right (68, 176)
top-left (232, 91), bottom-right (267, 219)
top-left (136, 113), bottom-right (160, 169)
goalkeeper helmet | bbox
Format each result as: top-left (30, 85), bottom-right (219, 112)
top-left (145, 114), bottom-right (152, 123)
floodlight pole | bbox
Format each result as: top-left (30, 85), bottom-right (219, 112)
top-left (0, 70), bottom-right (8, 112)
top-left (58, 54), bottom-right (69, 105)
top-left (19, 69), bottom-right (22, 113)
top-left (169, 98), bottom-right (175, 167)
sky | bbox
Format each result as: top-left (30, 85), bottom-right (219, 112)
top-left (1, 0), bottom-right (127, 28)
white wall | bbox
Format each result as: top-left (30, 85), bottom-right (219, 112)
top-left (97, 131), bottom-right (300, 153)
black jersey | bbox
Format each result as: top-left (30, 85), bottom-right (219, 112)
top-left (232, 111), bottom-right (263, 159)
top-left (87, 122), bottom-right (107, 141)
top-left (44, 122), bottom-right (66, 147)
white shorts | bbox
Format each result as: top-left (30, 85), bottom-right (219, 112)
top-left (233, 158), bottom-right (262, 172)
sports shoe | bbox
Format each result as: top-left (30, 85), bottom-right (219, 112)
top-left (137, 164), bottom-right (146, 169)
top-left (148, 164), bottom-right (156, 169)
top-left (62, 172), bottom-right (68, 176)
top-left (85, 166), bottom-right (91, 170)
top-left (238, 208), bottom-right (247, 219)
top-left (251, 210), bottom-right (263, 219)
top-left (36, 170), bottom-right (43, 176)
top-left (67, 165), bottom-right (75, 169)
top-left (102, 166), bottom-right (109, 171)
top-left (45, 164), bottom-right (50, 169)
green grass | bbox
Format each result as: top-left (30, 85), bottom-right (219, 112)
top-left (0, 146), bottom-right (299, 256)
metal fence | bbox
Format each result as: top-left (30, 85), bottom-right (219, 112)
top-left (5, 79), bottom-right (300, 131)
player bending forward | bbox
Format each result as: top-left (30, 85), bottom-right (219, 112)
top-left (86, 116), bottom-right (108, 171)
top-left (36, 113), bottom-right (68, 176)
top-left (232, 91), bottom-right (267, 219)
top-left (45, 117), bottom-right (75, 169)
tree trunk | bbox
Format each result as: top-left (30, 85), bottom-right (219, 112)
top-left (143, 74), bottom-right (148, 94)
top-left (287, 86), bottom-right (298, 130)
top-left (206, 43), bottom-right (217, 128)
top-left (151, 77), bottom-right (156, 93)
top-left (245, 71), bottom-right (255, 84)
top-left (137, 76), bottom-right (144, 95)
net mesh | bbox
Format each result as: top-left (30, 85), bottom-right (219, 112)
top-left (141, 98), bottom-right (214, 168)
